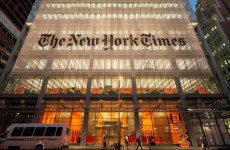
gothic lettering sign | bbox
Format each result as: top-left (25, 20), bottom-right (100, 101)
top-left (38, 33), bottom-right (186, 50)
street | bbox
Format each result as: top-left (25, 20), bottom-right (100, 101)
top-left (65, 145), bottom-right (230, 150)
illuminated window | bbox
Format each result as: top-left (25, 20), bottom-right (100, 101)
top-left (136, 76), bottom-right (177, 94)
top-left (93, 59), bottom-right (131, 70)
top-left (180, 77), bottom-right (220, 94)
top-left (46, 76), bottom-right (87, 94)
top-left (91, 76), bottom-right (132, 94)
top-left (52, 59), bottom-right (89, 70)
top-left (4, 77), bottom-right (43, 94)
top-left (134, 59), bottom-right (172, 70)
top-left (25, 59), bottom-right (47, 70)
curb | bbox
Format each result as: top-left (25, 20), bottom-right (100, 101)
top-left (66, 145), bottom-right (227, 150)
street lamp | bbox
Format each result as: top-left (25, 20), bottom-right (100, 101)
top-left (118, 99), bottom-right (122, 145)
top-left (118, 76), bottom-right (122, 145)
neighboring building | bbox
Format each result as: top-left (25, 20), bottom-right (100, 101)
top-left (0, 0), bottom-right (230, 148)
top-left (0, 0), bottom-right (35, 76)
top-left (196, 0), bottom-right (230, 91)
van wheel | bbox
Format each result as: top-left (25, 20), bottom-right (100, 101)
top-left (35, 145), bottom-right (42, 150)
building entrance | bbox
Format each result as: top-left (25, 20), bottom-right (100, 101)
top-left (95, 121), bottom-right (128, 146)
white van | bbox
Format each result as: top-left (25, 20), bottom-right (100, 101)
top-left (0, 123), bottom-right (69, 150)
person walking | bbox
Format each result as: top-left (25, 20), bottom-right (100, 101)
top-left (148, 136), bottom-right (155, 149)
top-left (125, 135), bottom-right (129, 149)
top-left (103, 134), bottom-right (107, 149)
top-left (202, 136), bottom-right (209, 150)
top-left (136, 135), bottom-right (143, 150)
top-left (148, 136), bottom-right (152, 150)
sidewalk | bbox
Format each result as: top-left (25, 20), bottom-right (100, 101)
top-left (67, 145), bottom-right (229, 150)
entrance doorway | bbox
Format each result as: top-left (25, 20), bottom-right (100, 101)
top-left (95, 121), bottom-right (128, 146)
top-left (87, 102), bottom-right (135, 146)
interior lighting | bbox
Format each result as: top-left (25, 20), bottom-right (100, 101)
top-left (94, 79), bottom-right (98, 88)
top-left (162, 79), bottom-right (169, 87)
top-left (61, 80), bottom-right (67, 88)
top-left (75, 80), bottom-right (80, 88)
top-left (149, 79), bottom-right (155, 88)
top-left (156, 80), bottom-right (162, 88)
top-left (26, 79), bottom-right (38, 88)
top-left (54, 80), bottom-right (61, 87)
top-left (126, 79), bottom-right (130, 87)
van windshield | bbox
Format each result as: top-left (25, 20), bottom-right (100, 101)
top-left (0, 131), bottom-right (9, 138)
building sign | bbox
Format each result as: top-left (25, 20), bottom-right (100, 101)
top-left (38, 33), bottom-right (186, 50)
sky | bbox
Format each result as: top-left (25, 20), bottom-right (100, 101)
top-left (189, 0), bottom-right (198, 12)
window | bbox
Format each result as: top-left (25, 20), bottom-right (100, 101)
top-left (22, 127), bottom-right (35, 136)
top-left (135, 76), bottom-right (177, 94)
top-left (133, 59), bottom-right (172, 70)
top-left (180, 77), bottom-right (220, 94)
top-left (3, 77), bottom-right (43, 94)
top-left (56, 127), bottom-right (63, 136)
top-left (34, 127), bottom-right (45, 136)
top-left (91, 76), bottom-right (132, 94)
top-left (11, 127), bottom-right (24, 136)
top-left (45, 127), bottom-right (56, 136)
top-left (46, 76), bottom-right (88, 94)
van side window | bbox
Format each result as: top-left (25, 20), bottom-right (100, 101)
top-left (45, 127), bottom-right (56, 136)
top-left (11, 127), bottom-right (24, 136)
top-left (56, 127), bottom-right (63, 136)
top-left (22, 127), bottom-right (35, 136)
top-left (33, 127), bottom-right (45, 136)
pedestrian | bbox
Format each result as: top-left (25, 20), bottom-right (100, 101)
top-left (148, 136), bottom-right (152, 149)
top-left (202, 136), bottom-right (209, 150)
top-left (170, 113), bottom-right (173, 123)
top-left (136, 135), bottom-right (143, 150)
top-left (125, 135), bottom-right (129, 149)
top-left (148, 136), bottom-right (155, 149)
top-left (77, 136), bottom-right (81, 144)
top-left (103, 134), bottom-right (107, 149)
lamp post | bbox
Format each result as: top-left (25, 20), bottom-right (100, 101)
top-left (118, 76), bottom-right (122, 145)
top-left (118, 99), bottom-right (122, 145)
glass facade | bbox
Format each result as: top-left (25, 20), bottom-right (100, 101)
top-left (0, 0), bottom-right (229, 148)
top-left (4, 77), bottom-right (43, 94)
top-left (46, 76), bottom-right (88, 94)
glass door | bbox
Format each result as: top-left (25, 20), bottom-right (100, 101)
top-left (203, 121), bottom-right (223, 146)
top-left (95, 123), bottom-right (128, 146)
